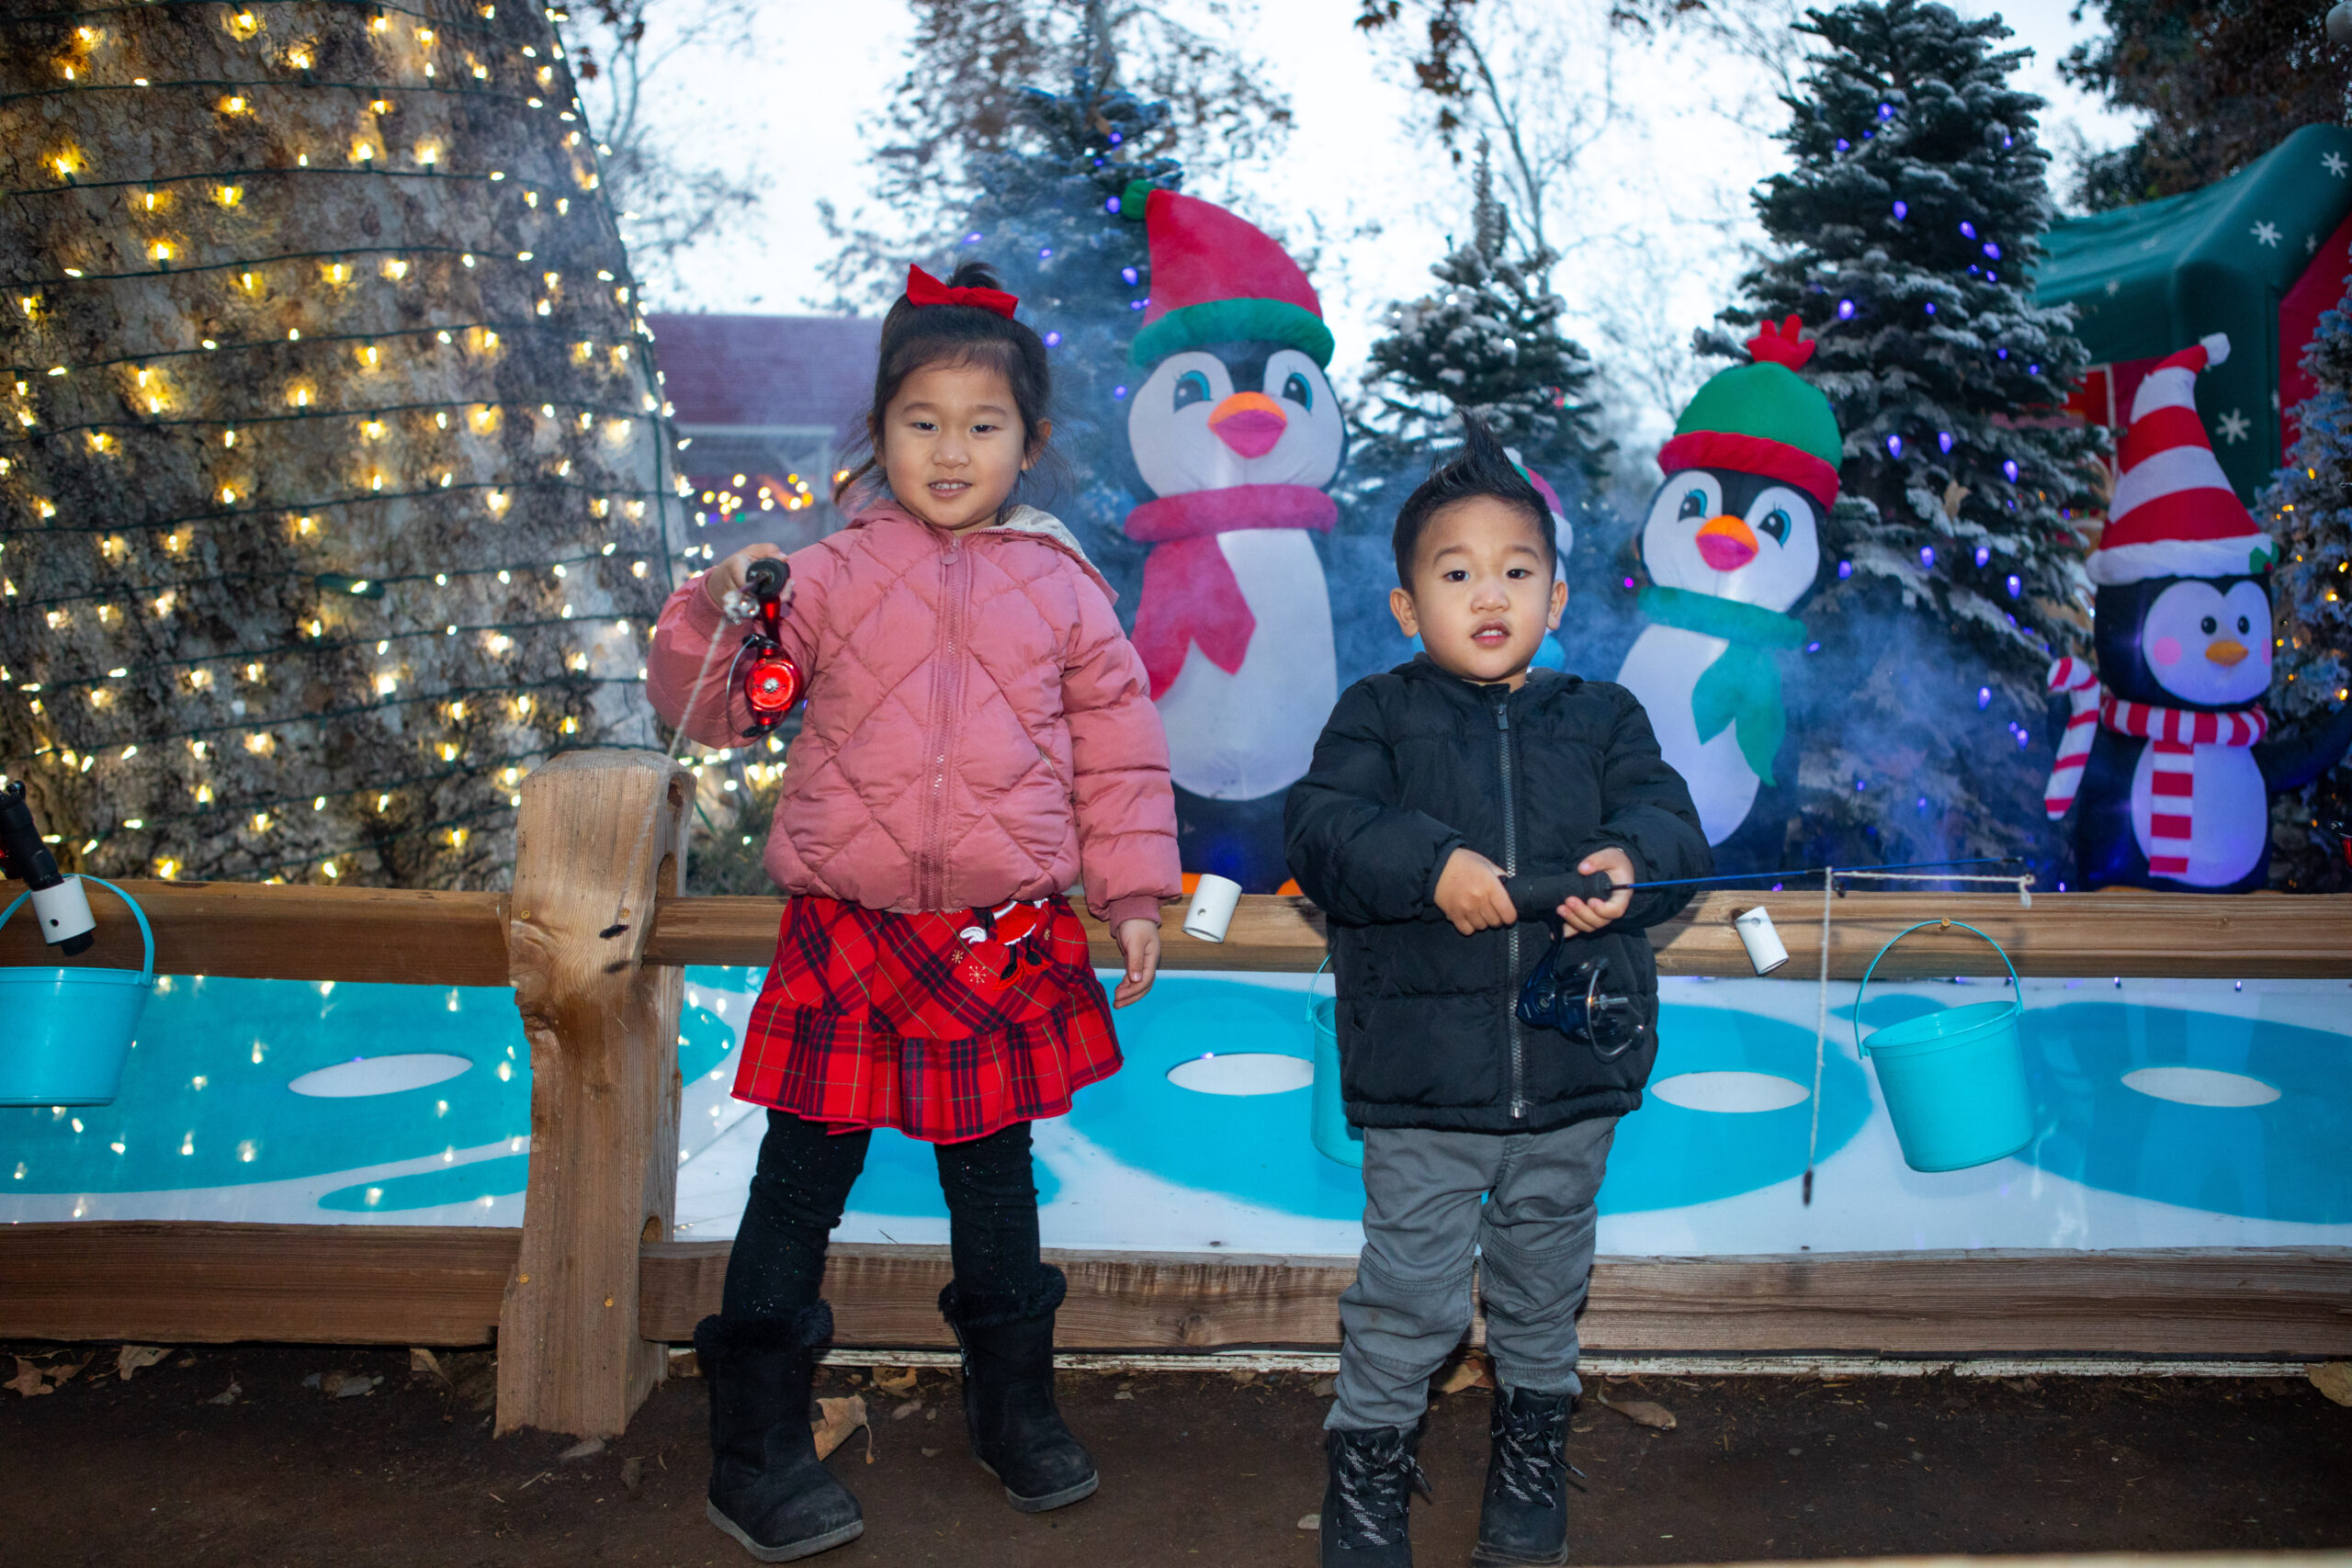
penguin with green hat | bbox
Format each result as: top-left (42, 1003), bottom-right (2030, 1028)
top-left (1615, 316), bottom-right (1841, 846)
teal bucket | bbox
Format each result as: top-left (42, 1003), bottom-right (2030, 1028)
top-left (0, 877), bottom-right (155, 1107)
top-left (1854, 919), bottom-right (2034, 1173)
top-left (1306, 964), bottom-right (1363, 1168)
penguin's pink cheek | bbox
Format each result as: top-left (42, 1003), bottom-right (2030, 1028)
top-left (2151, 636), bottom-right (2182, 667)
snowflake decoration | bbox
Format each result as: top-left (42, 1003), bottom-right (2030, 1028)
top-left (2104, 278), bottom-right (2120, 296)
top-left (2326, 152), bottom-right (2348, 177)
top-left (2216, 409), bottom-right (2252, 444)
top-left (2252, 220), bottom-right (2282, 248)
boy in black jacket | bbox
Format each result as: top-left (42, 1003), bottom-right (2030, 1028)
top-left (1286, 420), bottom-right (1711, 1568)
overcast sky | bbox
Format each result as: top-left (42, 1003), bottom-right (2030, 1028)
top-left (624, 0), bottom-right (2137, 451)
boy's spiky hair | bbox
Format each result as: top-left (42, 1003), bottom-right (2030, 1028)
top-left (1391, 416), bottom-right (1555, 587)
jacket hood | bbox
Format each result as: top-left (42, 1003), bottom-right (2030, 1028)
top-left (850, 500), bottom-right (1119, 605)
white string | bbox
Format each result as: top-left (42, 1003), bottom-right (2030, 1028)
top-left (1804, 865), bottom-right (1832, 1204)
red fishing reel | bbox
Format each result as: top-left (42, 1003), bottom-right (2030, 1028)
top-left (735, 557), bottom-right (802, 736)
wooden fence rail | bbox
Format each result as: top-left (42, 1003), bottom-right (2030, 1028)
top-left (7, 748), bottom-right (2352, 1439)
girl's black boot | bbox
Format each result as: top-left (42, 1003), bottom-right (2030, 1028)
top-left (1472, 1386), bottom-right (1577, 1566)
top-left (939, 1264), bottom-right (1099, 1511)
top-left (695, 1306), bottom-right (865, 1562)
top-left (1320, 1423), bottom-right (1429, 1567)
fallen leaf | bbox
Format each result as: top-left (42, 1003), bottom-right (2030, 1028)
top-left (890, 1398), bottom-right (923, 1422)
top-left (1309, 1374), bottom-right (1338, 1399)
top-left (1600, 1394), bottom-right (1677, 1430)
top-left (1114, 1389), bottom-right (1134, 1401)
top-left (1298, 1514), bottom-right (1321, 1531)
top-left (870, 1366), bottom-right (918, 1395)
top-left (205, 1381), bottom-right (242, 1406)
top-left (559, 1437), bottom-right (605, 1461)
top-left (620, 1456), bottom-right (644, 1491)
top-left (2311, 1363), bottom-right (2352, 1407)
top-left (666, 1347), bottom-right (701, 1379)
top-left (117, 1345), bottom-right (169, 1382)
top-left (1435, 1354), bottom-right (1493, 1395)
top-left (1227, 1369), bottom-right (1258, 1385)
top-left (812, 1395), bottom-right (868, 1462)
top-left (920, 1447), bottom-right (940, 1458)
top-left (329, 1373), bottom-right (381, 1399)
top-left (44, 1354), bottom-right (93, 1388)
top-left (410, 1348), bottom-right (448, 1382)
top-left (8, 1359), bottom-right (52, 1398)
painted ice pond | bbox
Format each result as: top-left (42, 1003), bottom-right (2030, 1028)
top-left (5, 969), bottom-right (2348, 1255)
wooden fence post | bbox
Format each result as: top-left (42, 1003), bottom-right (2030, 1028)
top-left (496, 750), bottom-right (690, 1438)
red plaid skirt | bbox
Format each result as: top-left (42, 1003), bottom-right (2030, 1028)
top-left (733, 894), bottom-right (1123, 1144)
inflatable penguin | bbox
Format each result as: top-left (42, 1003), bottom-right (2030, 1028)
top-left (1120, 186), bottom-right (1346, 891)
top-left (1617, 318), bottom-right (1838, 845)
top-left (2046, 334), bottom-right (2352, 891)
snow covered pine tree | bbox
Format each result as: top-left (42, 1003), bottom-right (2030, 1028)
top-left (1704, 0), bottom-right (2106, 870)
top-left (0, 3), bottom-right (674, 889)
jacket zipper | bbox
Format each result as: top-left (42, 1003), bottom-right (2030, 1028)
top-left (919, 540), bottom-right (967, 908)
top-left (1494, 689), bottom-right (1524, 1121)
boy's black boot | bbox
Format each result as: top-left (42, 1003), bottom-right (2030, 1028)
top-left (1472, 1386), bottom-right (1577, 1566)
top-left (694, 1307), bottom-right (865, 1562)
top-left (939, 1265), bottom-right (1099, 1512)
top-left (1320, 1424), bottom-right (1429, 1567)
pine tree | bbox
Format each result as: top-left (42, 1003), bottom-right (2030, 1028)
top-left (0, 2), bottom-right (674, 889)
top-left (1361, 142), bottom-right (1611, 488)
top-left (1705, 0), bottom-right (2108, 870)
top-left (2262, 274), bottom-right (2352, 892)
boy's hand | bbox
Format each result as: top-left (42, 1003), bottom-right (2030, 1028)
top-left (1111, 919), bottom-right (1159, 1009)
top-left (1557, 847), bottom-right (1635, 933)
top-left (1435, 847), bottom-right (1516, 936)
top-left (703, 542), bottom-right (790, 614)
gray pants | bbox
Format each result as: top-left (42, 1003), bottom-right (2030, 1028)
top-left (1328, 1117), bottom-right (1617, 1432)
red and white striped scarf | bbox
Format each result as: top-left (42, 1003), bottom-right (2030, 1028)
top-left (2042, 657), bottom-right (2267, 877)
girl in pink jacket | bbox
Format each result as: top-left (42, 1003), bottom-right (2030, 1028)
top-left (648, 262), bottom-right (1181, 1562)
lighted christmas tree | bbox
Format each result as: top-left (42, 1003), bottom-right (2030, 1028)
top-left (2263, 269), bottom-right (2352, 891)
top-left (1703, 0), bottom-right (2107, 869)
top-left (0, 1), bottom-right (677, 889)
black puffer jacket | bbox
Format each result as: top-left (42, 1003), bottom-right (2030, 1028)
top-left (1284, 659), bottom-right (1711, 1134)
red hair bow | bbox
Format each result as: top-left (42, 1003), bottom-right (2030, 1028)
top-left (905, 264), bottom-right (1019, 320)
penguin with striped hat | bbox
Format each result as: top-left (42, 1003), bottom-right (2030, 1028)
top-left (2047, 333), bottom-right (2352, 890)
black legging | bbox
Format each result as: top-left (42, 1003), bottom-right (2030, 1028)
top-left (721, 1110), bottom-right (1044, 1320)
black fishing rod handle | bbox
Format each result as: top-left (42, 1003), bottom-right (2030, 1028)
top-left (1507, 870), bottom-right (1622, 920)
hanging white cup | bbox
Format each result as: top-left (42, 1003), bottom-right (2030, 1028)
top-left (1734, 906), bottom-right (1790, 975)
top-left (1182, 874), bottom-right (1244, 943)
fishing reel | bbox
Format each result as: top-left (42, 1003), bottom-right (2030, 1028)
top-left (1508, 870), bottom-right (1646, 1060)
top-left (732, 557), bottom-right (803, 736)
top-left (0, 780), bottom-right (96, 956)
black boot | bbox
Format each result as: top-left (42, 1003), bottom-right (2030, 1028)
top-left (939, 1265), bottom-right (1098, 1512)
top-left (1473, 1386), bottom-right (1577, 1567)
top-left (1320, 1424), bottom-right (1429, 1567)
top-left (694, 1306), bottom-right (864, 1562)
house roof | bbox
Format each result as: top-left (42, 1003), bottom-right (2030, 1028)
top-left (646, 313), bottom-right (881, 440)
top-left (2037, 123), bottom-right (2352, 497)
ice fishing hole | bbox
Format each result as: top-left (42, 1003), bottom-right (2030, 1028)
top-left (1164, 1053), bottom-right (1316, 1097)
top-left (2119, 1066), bottom-right (2280, 1108)
top-left (288, 1053), bottom-right (474, 1099)
top-left (1648, 1070), bottom-right (1810, 1113)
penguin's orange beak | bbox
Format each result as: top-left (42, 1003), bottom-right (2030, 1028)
top-left (1209, 391), bottom-right (1288, 458)
top-left (1694, 513), bottom-right (1759, 572)
top-left (2205, 638), bottom-right (2249, 667)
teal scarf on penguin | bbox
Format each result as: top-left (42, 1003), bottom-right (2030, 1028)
top-left (1636, 585), bottom-right (1807, 784)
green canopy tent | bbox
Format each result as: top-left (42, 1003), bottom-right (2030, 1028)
top-left (2037, 123), bottom-right (2352, 502)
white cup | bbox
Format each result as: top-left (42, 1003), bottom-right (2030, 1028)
top-left (1182, 874), bottom-right (1244, 943)
top-left (1734, 906), bottom-right (1790, 975)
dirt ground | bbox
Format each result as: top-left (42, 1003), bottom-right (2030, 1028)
top-left (4, 1342), bottom-right (2347, 1567)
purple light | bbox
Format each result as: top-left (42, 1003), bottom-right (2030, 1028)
top-left (1039, 246), bottom-right (1053, 260)
top-left (1856, 778), bottom-right (1869, 791)
top-left (1804, 640), bottom-right (1821, 652)
top-left (1043, 331), bottom-right (1061, 347)
top-left (966, 231), bottom-right (983, 243)
top-left (1983, 241), bottom-right (2000, 259)
top-left (1960, 220), bottom-right (1977, 239)
top-left (1838, 559), bottom-right (1853, 579)
top-left (1886, 433), bottom-right (1905, 458)
top-left (2029, 363), bottom-right (2041, 376)
top-left (1121, 265), bottom-right (1138, 285)
top-left (1919, 545), bottom-right (1936, 568)
top-left (1129, 299), bottom-right (1146, 310)
top-left (1917, 796), bottom-right (1928, 811)
top-left (2005, 573), bottom-right (2021, 597)
top-left (1924, 302), bottom-right (1937, 315)
top-left (1996, 347), bottom-right (2008, 360)
top-left (1878, 103), bottom-right (1895, 119)
top-left (1987, 271), bottom-right (1997, 283)
top-left (2003, 458), bottom-right (2021, 482)
top-left (1893, 200), bottom-right (1908, 220)
top-left (1112, 385), bottom-right (1128, 400)
top-left (1623, 576), bottom-right (1636, 589)
top-left (1974, 546), bottom-right (1990, 567)
top-left (1838, 299), bottom-right (1856, 320)
top-left (1976, 686), bottom-right (1991, 709)
top-left (1771, 883), bottom-right (1784, 892)
top-left (1108, 131), bottom-right (1123, 145)
top-left (1837, 138), bottom-right (1851, 152)
top-left (1103, 197), bottom-right (1120, 213)
top-left (2016, 730), bottom-right (2030, 750)
top-left (1938, 430), bottom-right (1954, 453)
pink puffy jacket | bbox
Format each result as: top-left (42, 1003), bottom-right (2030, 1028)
top-left (647, 502), bottom-right (1181, 926)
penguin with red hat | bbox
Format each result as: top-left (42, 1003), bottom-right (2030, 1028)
top-left (1117, 184), bottom-right (1348, 891)
top-left (2046, 333), bottom-right (2352, 891)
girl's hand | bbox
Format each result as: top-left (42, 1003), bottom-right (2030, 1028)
top-left (703, 542), bottom-right (790, 614)
top-left (1111, 919), bottom-right (1159, 1009)
top-left (1556, 847), bottom-right (1635, 933)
